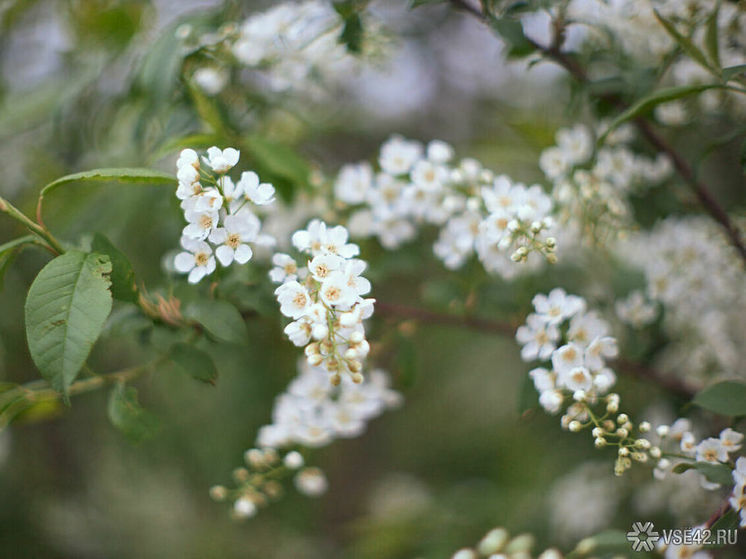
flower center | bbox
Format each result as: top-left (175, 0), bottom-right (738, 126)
top-left (226, 233), bottom-right (241, 248)
top-left (195, 252), bottom-right (209, 267)
top-left (199, 214), bottom-right (214, 229)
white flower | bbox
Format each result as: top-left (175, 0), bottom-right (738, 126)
top-left (410, 159), bottom-right (447, 191)
top-left (556, 124), bottom-right (593, 165)
top-left (567, 312), bottom-right (609, 347)
top-left (208, 213), bottom-right (260, 266)
top-left (426, 139), bottom-right (454, 163)
top-left (560, 366), bottom-right (593, 392)
top-left (283, 451), bottom-right (304, 469)
top-left (533, 288), bottom-right (586, 325)
top-left (308, 253), bottom-right (343, 281)
top-left (233, 497), bottom-right (257, 518)
top-left (379, 136), bottom-right (423, 175)
top-left (539, 390), bottom-right (563, 414)
top-left (529, 367), bottom-right (555, 392)
top-left (695, 437), bottom-right (728, 464)
top-left (319, 271), bottom-right (356, 309)
top-left (275, 281), bottom-right (311, 319)
top-left (552, 343), bottom-right (585, 375)
top-left (335, 162), bottom-right (373, 205)
top-left (269, 253), bottom-right (299, 283)
top-left (340, 259), bottom-right (371, 297)
top-left (174, 237), bottom-right (216, 283)
top-left (182, 208), bottom-right (219, 240)
top-left (539, 146), bottom-right (570, 180)
top-left (681, 432), bottom-right (697, 455)
top-left (203, 146), bottom-right (240, 174)
top-left (720, 428), bottom-right (743, 454)
top-left (238, 171), bottom-right (275, 205)
top-left (516, 314), bottom-right (560, 361)
top-left (584, 336), bottom-right (618, 371)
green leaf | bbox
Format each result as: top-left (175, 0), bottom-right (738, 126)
top-left (169, 343), bottom-right (218, 385)
top-left (91, 234), bottom-right (137, 303)
top-left (722, 64), bottom-right (746, 82)
top-left (654, 10), bottom-right (714, 73)
top-left (710, 508), bottom-right (739, 535)
top-left (410, 0), bottom-right (444, 6)
top-left (692, 381), bottom-right (746, 416)
top-left (673, 461), bottom-right (734, 485)
top-left (244, 136), bottom-right (311, 201)
top-left (25, 251), bottom-right (113, 396)
top-left (704, 3), bottom-right (720, 68)
top-left (40, 167), bottom-right (175, 201)
top-left (107, 383), bottom-right (159, 442)
top-left (333, 1), bottom-right (364, 53)
top-left (599, 84), bottom-right (723, 144)
top-left (183, 300), bottom-right (248, 345)
top-left (490, 17), bottom-right (536, 58)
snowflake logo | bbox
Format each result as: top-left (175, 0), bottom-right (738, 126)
top-left (627, 521), bottom-right (660, 552)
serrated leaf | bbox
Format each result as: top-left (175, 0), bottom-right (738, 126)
top-left (25, 251), bottom-right (113, 396)
top-left (169, 343), bottom-right (218, 385)
top-left (654, 10), bottom-right (714, 73)
top-left (692, 381), bottom-right (746, 416)
top-left (91, 233), bottom-right (137, 303)
top-left (243, 136), bottom-right (311, 202)
top-left (107, 383), bottom-right (159, 442)
top-left (183, 299), bottom-right (247, 345)
top-left (599, 84), bottom-right (723, 144)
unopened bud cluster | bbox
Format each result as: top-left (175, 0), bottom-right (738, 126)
top-left (272, 219), bottom-right (374, 384)
top-left (451, 527), bottom-right (563, 559)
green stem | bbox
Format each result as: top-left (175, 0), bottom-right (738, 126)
top-left (0, 196), bottom-right (65, 254)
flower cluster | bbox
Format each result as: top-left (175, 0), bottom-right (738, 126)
top-left (272, 220), bottom-right (375, 385)
top-left (337, 136), bottom-right (558, 279)
top-left (517, 289), bottom-right (662, 475)
top-left (540, 124), bottom-right (672, 244)
top-left (211, 360), bottom-right (401, 519)
top-left (618, 217), bottom-right (746, 382)
top-left (451, 527), bottom-right (562, 559)
top-left (227, 1), bottom-right (375, 96)
top-left (173, 147), bottom-right (275, 283)
top-left (653, 419), bottom-right (744, 491)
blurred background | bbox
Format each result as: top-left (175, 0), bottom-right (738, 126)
top-left (0, 1), bottom-right (739, 557)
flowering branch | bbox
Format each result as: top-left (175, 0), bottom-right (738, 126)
top-left (446, 0), bottom-right (746, 266)
top-left (375, 300), bottom-right (696, 399)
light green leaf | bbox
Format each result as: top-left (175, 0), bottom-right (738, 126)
top-left (169, 343), bottom-right (218, 385)
top-left (40, 167), bottom-right (175, 201)
top-left (692, 380), bottom-right (746, 416)
top-left (654, 10), bottom-right (714, 73)
top-left (91, 233), bottom-right (138, 303)
top-left (183, 300), bottom-right (248, 345)
top-left (25, 251), bottom-right (113, 396)
top-left (107, 383), bottom-right (159, 442)
top-left (599, 84), bottom-right (723, 144)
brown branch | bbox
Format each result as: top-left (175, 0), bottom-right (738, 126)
top-left (376, 300), bottom-right (696, 398)
top-left (446, 0), bottom-right (746, 266)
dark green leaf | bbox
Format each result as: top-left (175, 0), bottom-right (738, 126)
top-left (107, 383), bottom-right (159, 442)
top-left (91, 234), bottom-right (137, 303)
top-left (490, 17), bottom-right (535, 58)
top-left (672, 462), bottom-right (697, 474)
top-left (183, 299), bottom-right (248, 345)
top-left (710, 508), bottom-right (739, 535)
top-left (409, 0), bottom-right (445, 7)
top-left (169, 343), bottom-right (218, 385)
top-left (692, 381), bottom-right (746, 416)
top-left (333, 1), bottom-right (364, 53)
top-left (25, 251), bottom-right (113, 396)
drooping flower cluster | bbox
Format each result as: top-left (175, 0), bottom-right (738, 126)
top-left (337, 136), bottom-right (558, 279)
top-left (517, 289), bottom-right (661, 475)
top-left (211, 361), bottom-right (401, 519)
top-left (451, 527), bottom-right (562, 559)
top-left (540, 123), bottom-right (672, 244)
top-left (618, 217), bottom-right (746, 383)
top-left (272, 220), bottom-right (375, 385)
top-left (653, 419), bottom-right (744, 491)
top-left (173, 147), bottom-right (275, 283)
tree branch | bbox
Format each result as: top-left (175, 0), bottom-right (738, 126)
top-left (446, 0), bottom-right (746, 265)
top-left (376, 300), bottom-right (696, 398)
